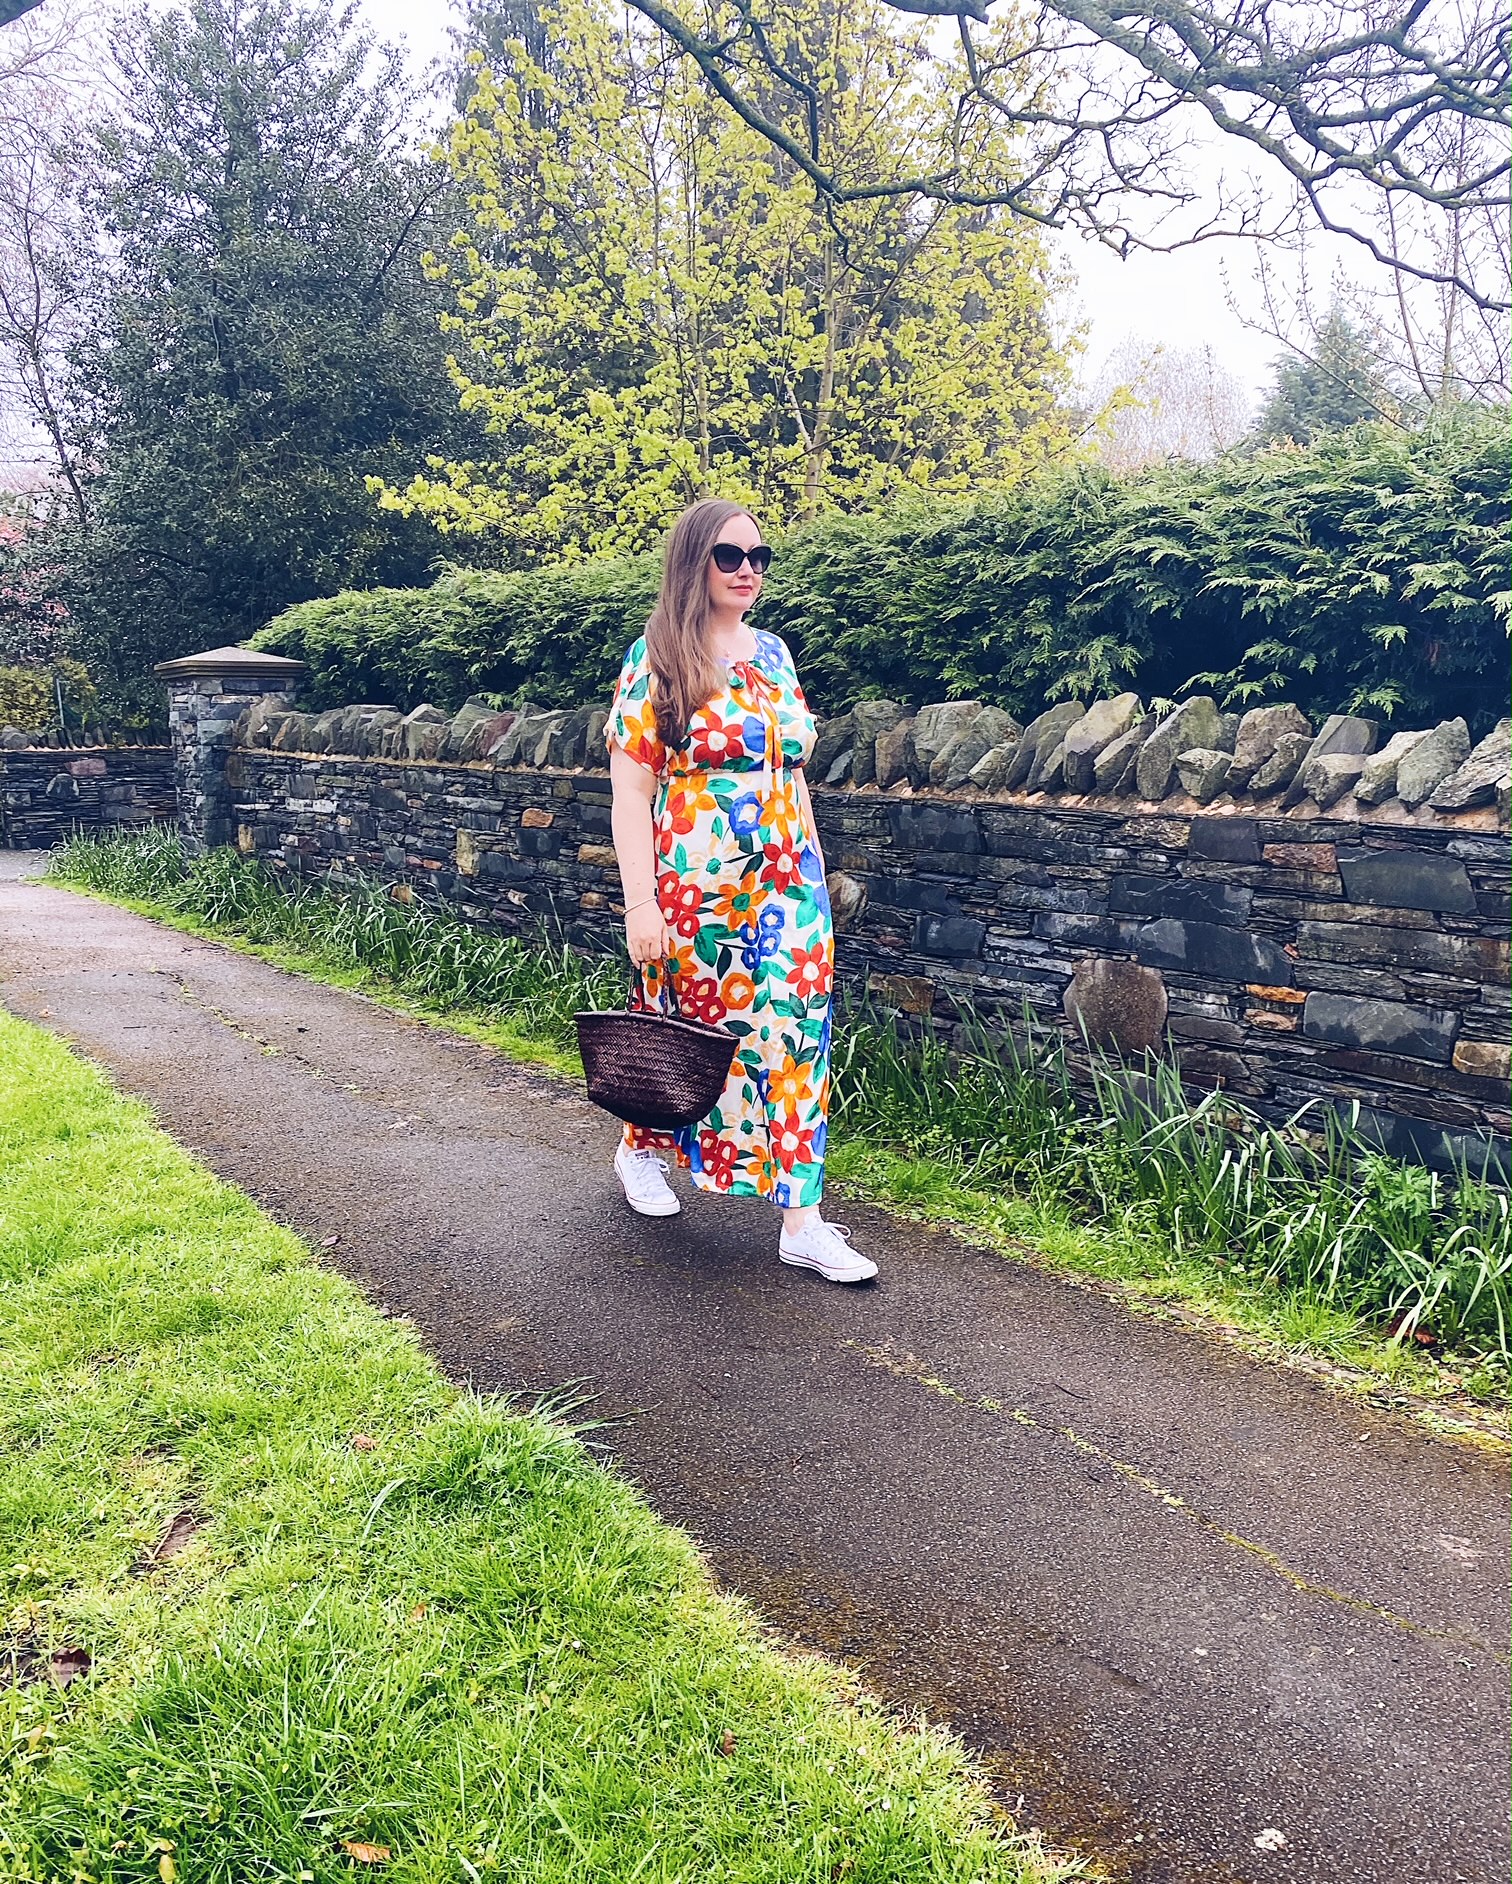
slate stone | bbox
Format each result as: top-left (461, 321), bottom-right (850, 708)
top-left (518, 711), bottom-right (570, 767)
top-left (238, 694), bottom-right (291, 748)
top-left (909, 700), bottom-right (982, 783)
top-left (1134, 696), bottom-right (1223, 800)
top-left (1301, 712), bottom-right (1379, 774)
top-left (1002, 701), bottom-right (1085, 791)
top-left (1248, 730), bottom-right (1312, 796)
top-left (518, 826), bottom-right (562, 858)
top-left (1110, 873), bottom-right (1251, 927)
top-left (1188, 817), bottom-right (1260, 863)
top-left (1026, 733), bottom-right (1073, 793)
top-left (490, 703), bottom-right (547, 767)
top-left (582, 708), bottom-right (609, 769)
top-left (352, 708), bottom-right (402, 756)
top-left (1430, 718), bottom-right (1510, 812)
top-left (1454, 1039), bottom-right (1511, 1080)
top-left (1129, 917), bottom-right (1293, 984)
top-left (478, 712), bottom-right (520, 762)
top-left (272, 713), bottom-right (314, 752)
top-left (443, 695), bottom-right (501, 759)
top-left (1062, 957), bottom-right (1168, 1053)
top-left (849, 699), bottom-right (908, 786)
top-left (869, 875), bottom-right (958, 915)
top-left (1229, 700), bottom-right (1311, 790)
top-left (966, 739), bottom-right (1020, 792)
top-left (886, 802), bottom-right (982, 854)
top-left (1092, 718), bottom-right (1154, 792)
top-left (1303, 990), bottom-right (1458, 1064)
top-left (1336, 847), bottom-right (1476, 913)
top-left (546, 706), bottom-right (594, 768)
top-left (873, 717), bottom-right (916, 789)
top-left (828, 871), bottom-right (868, 931)
top-left (1296, 752), bottom-right (1366, 810)
top-left (401, 704), bottom-right (450, 760)
top-left (1349, 1108), bottom-right (1509, 1182)
top-left (932, 705), bottom-right (1020, 788)
top-left (1062, 693), bottom-right (1143, 792)
top-left (1175, 747), bottom-right (1233, 804)
top-left (916, 913), bottom-right (987, 958)
top-left (0, 726), bottom-right (28, 750)
top-left (478, 851), bottom-right (535, 882)
top-left (1353, 728), bottom-right (1429, 806)
top-left (809, 711), bottom-right (856, 782)
top-left (45, 772), bottom-right (80, 800)
top-left (1396, 718), bottom-right (1471, 807)
top-left (823, 749), bottom-right (853, 786)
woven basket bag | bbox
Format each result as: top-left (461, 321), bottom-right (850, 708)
top-left (575, 973), bottom-right (738, 1132)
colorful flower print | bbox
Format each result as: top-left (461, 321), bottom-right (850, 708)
top-left (606, 630), bottom-right (830, 1208)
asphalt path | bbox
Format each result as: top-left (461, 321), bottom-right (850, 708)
top-left (2, 854), bottom-right (1506, 1884)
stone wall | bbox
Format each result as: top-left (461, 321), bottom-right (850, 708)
top-left (0, 746), bottom-right (175, 848)
top-left (227, 739), bottom-right (1510, 1174)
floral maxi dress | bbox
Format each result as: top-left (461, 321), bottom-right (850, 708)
top-left (605, 629), bottom-right (833, 1208)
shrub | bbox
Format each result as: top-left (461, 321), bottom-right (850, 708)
top-left (254, 410), bottom-right (1510, 733)
top-left (0, 659), bottom-right (100, 736)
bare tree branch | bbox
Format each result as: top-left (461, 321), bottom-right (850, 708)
top-left (618, 0), bottom-right (1511, 310)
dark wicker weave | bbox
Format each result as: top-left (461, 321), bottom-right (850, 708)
top-left (575, 981), bottom-right (738, 1131)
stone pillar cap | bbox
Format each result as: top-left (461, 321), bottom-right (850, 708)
top-left (154, 645), bottom-right (307, 680)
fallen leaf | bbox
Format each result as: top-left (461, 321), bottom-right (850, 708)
top-left (1254, 1827), bottom-right (1287, 1852)
top-left (47, 1646), bottom-right (90, 1688)
top-left (159, 1855), bottom-right (177, 1883)
top-left (717, 1730), bottom-right (736, 1757)
top-left (409, 1603), bottom-right (428, 1620)
top-left (152, 1509), bottom-right (202, 1562)
top-left (38, 1007), bottom-right (52, 1018)
top-left (322, 1234), bottom-right (341, 1249)
top-left (350, 1434), bottom-right (378, 1452)
top-left (342, 1841), bottom-right (392, 1864)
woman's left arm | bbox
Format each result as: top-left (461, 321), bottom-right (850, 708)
top-left (794, 766), bottom-right (825, 876)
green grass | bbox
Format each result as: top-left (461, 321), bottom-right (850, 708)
top-left (47, 829), bottom-right (1512, 1412)
top-left (0, 1009), bottom-right (1073, 1884)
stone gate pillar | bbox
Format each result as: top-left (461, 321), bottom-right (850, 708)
top-left (154, 645), bottom-right (307, 854)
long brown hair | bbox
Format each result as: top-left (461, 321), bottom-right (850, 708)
top-left (646, 496), bottom-right (758, 747)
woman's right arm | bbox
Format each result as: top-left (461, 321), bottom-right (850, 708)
top-left (610, 745), bottom-right (675, 966)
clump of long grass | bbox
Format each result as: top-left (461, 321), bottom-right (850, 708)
top-left (52, 827), bottom-right (1511, 1366)
top-left (832, 999), bottom-right (1509, 1363)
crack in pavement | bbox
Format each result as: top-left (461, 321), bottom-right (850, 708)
top-left (846, 1339), bottom-right (1505, 1662)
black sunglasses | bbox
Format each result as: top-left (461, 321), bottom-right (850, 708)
top-left (711, 542), bottom-right (773, 574)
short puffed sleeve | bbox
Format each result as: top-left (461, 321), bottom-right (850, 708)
top-left (604, 636), bottom-right (668, 774)
top-left (770, 635), bottom-right (817, 768)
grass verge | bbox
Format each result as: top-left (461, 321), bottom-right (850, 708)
top-left (45, 830), bottom-right (1511, 1426)
top-left (0, 1008), bottom-right (1072, 1883)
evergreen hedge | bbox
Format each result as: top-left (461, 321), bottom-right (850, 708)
top-left (253, 412), bottom-right (1510, 733)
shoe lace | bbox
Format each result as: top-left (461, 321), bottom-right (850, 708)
top-left (626, 1148), bottom-right (670, 1181)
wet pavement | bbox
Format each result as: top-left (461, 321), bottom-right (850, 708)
top-left (3, 853), bottom-right (1507, 1884)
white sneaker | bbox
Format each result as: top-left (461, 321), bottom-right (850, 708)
top-left (778, 1219), bottom-right (878, 1284)
top-left (614, 1140), bottom-right (681, 1217)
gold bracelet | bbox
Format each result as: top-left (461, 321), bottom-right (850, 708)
top-left (624, 894), bottom-right (658, 915)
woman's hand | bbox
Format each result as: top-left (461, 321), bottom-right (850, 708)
top-left (626, 899), bottom-right (674, 966)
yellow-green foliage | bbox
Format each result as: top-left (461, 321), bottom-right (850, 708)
top-left (0, 659), bottom-right (97, 733)
top-left (373, 0), bottom-right (1075, 555)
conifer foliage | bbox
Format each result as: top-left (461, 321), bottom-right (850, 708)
top-left (56, 0), bottom-right (465, 716)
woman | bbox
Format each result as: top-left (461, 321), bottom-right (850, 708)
top-left (604, 497), bottom-right (877, 1284)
